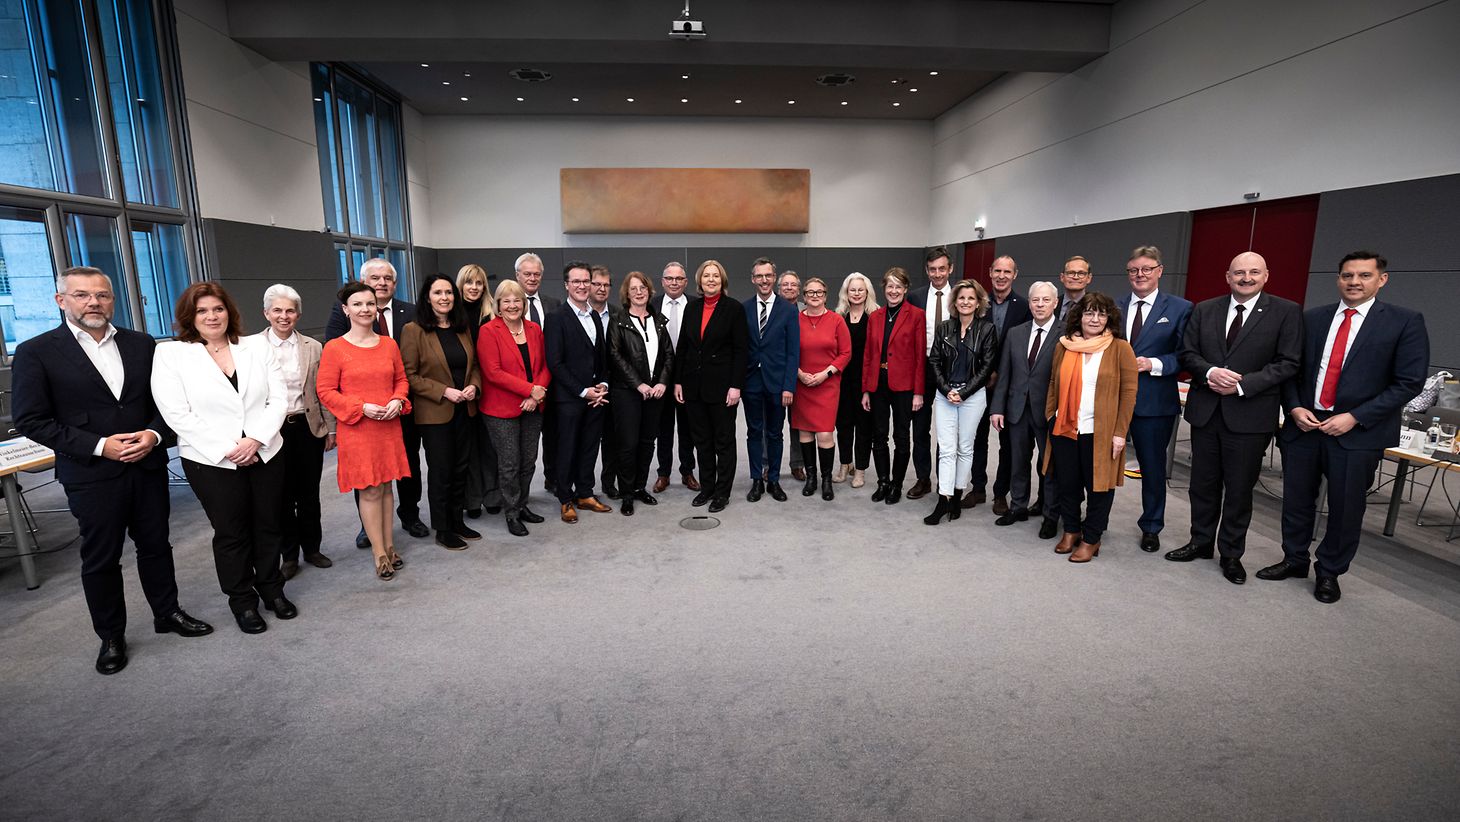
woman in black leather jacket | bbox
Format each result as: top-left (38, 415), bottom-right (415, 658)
top-left (608, 271), bottom-right (676, 515)
top-left (924, 279), bottom-right (999, 525)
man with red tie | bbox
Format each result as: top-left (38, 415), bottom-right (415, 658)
top-left (1262, 251), bottom-right (1428, 603)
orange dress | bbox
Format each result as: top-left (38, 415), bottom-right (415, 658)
top-left (317, 336), bottom-right (413, 492)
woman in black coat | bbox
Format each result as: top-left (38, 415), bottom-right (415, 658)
top-left (672, 259), bottom-right (749, 513)
top-left (608, 271), bottom-right (675, 515)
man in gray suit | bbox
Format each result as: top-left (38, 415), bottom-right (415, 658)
top-left (1165, 251), bottom-right (1303, 584)
top-left (989, 280), bottom-right (1062, 539)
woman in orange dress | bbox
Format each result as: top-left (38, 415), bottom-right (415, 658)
top-left (317, 281), bottom-right (413, 580)
top-left (791, 277), bottom-right (851, 501)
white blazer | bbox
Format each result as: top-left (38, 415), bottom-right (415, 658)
top-left (151, 337), bottom-right (288, 469)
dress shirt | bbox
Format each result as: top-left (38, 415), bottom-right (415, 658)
top-left (1205, 293), bottom-right (1261, 397)
top-left (1059, 295), bottom-right (1082, 322)
top-left (69, 320), bottom-right (160, 455)
top-left (1126, 290), bottom-right (1163, 376)
top-left (990, 294), bottom-right (1012, 334)
top-left (1314, 297), bottom-right (1374, 411)
top-left (525, 293), bottom-right (544, 325)
top-left (377, 300), bottom-right (395, 338)
top-left (1077, 349), bottom-right (1104, 434)
top-left (662, 295), bottom-right (686, 348)
top-left (594, 305), bottom-right (611, 337)
top-left (266, 330), bottom-right (307, 413)
top-left (1028, 318), bottom-right (1056, 359)
top-left (631, 312), bottom-right (661, 376)
top-left (923, 284), bottom-right (951, 353)
top-left (570, 300), bottom-right (605, 398)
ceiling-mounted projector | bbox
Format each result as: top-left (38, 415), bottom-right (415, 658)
top-left (670, 1), bottom-right (706, 39)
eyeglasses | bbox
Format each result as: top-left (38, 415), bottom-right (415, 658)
top-left (1125, 265), bottom-right (1160, 275)
top-left (803, 290), bottom-right (826, 297)
top-left (751, 273), bottom-right (776, 280)
top-left (66, 291), bottom-right (115, 302)
top-left (662, 276), bottom-right (687, 282)
top-left (566, 278), bottom-right (591, 286)
top-left (1061, 270), bottom-right (1091, 279)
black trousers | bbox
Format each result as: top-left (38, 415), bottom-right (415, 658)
top-left (396, 414), bottom-right (423, 524)
top-left (1188, 407), bottom-right (1272, 558)
top-left (182, 457), bottom-right (286, 615)
top-left (612, 388), bottom-right (665, 493)
top-left (554, 400), bottom-right (606, 503)
top-left (464, 415), bottom-right (503, 511)
top-left (419, 404), bottom-right (472, 531)
top-left (836, 378), bottom-right (873, 469)
top-left (687, 398), bottom-right (738, 500)
top-left (600, 402), bottom-right (618, 489)
top-left (63, 465), bottom-right (179, 641)
top-left (541, 398), bottom-right (558, 489)
top-left (279, 416), bottom-right (325, 563)
top-left (972, 405), bottom-right (1012, 497)
top-left (912, 361), bottom-right (937, 480)
top-left (655, 395), bottom-right (697, 478)
top-left (870, 371), bottom-right (914, 483)
top-left (1052, 433), bottom-right (1115, 544)
top-left (1006, 412), bottom-right (1054, 515)
top-left (1279, 423), bottom-right (1382, 577)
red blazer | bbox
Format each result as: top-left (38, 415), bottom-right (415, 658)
top-left (862, 303), bottom-right (927, 394)
top-left (477, 317), bottom-right (551, 418)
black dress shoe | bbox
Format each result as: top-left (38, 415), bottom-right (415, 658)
top-left (96, 638), bottom-right (128, 675)
top-left (304, 552), bottom-right (333, 568)
top-left (767, 482), bottom-right (788, 502)
top-left (235, 609), bottom-right (267, 634)
top-left (518, 508), bottom-right (545, 524)
top-left (263, 596), bottom-right (298, 619)
top-left (633, 489), bottom-right (658, 505)
top-left (1029, 501), bottom-right (1044, 517)
top-left (1256, 559), bottom-right (1310, 581)
top-left (1165, 542), bottom-right (1214, 562)
top-left (747, 479), bottom-right (765, 502)
top-left (1314, 575), bottom-right (1341, 603)
top-left (692, 491), bottom-right (713, 507)
top-left (1140, 532), bottom-right (1161, 552)
top-left (506, 517), bottom-right (529, 537)
top-left (465, 507), bottom-right (483, 519)
top-left (1038, 518), bottom-right (1059, 540)
top-left (355, 527), bottom-right (370, 549)
top-left (404, 520), bottom-right (431, 539)
top-left (603, 484), bottom-right (621, 500)
top-left (153, 609), bottom-right (214, 637)
top-left (995, 509), bottom-right (1029, 526)
top-left (485, 505), bottom-right (503, 516)
top-left (708, 496), bottom-right (728, 513)
top-left (280, 560), bottom-right (299, 581)
top-left (455, 523), bottom-right (483, 540)
top-left (621, 498), bottom-right (635, 516)
top-left (1220, 557), bottom-right (1247, 585)
top-left (436, 530), bottom-right (468, 550)
top-left (870, 480), bottom-right (889, 503)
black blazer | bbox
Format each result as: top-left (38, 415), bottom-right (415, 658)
top-left (11, 324), bottom-right (170, 485)
top-left (325, 298), bottom-right (417, 342)
top-left (674, 297), bottom-right (749, 402)
top-left (544, 301), bottom-right (608, 403)
top-left (1280, 300), bottom-right (1429, 451)
top-left (1180, 292), bottom-right (1303, 435)
top-left (929, 317), bottom-right (999, 399)
top-left (609, 309), bottom-right (674, 388)
top-left (990, 318), bottom-right (1058, 426)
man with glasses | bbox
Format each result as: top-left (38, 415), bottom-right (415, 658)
top-left (13, 266), bottom-right (214, 675)
top-left (652, 262), bottom-right (698, 493)
top-left (1057, 257), bottom-right (1092, 322)
top-left (515, 252), bottom-right (562, 495)
top-left (544, 261), bottom-right (613, 522)
top-left (588, 265), bottom-right (619, 499)
top-left (743, 257), bottom-right (800, 502)
top-left (1118, 245), bottom-right (1192, 553)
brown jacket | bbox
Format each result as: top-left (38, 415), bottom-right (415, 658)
top-left (400, 322), bottom-right (482, 425)
top-left (1043, 337), bottom-right (1139, 492)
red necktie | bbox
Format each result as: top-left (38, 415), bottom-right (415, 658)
top-left (374, 311), bottom-right (387, 337)
top-left (1129, 300), bottom-right (1145, 346)
top-left (1318, 308), bottom-right (1358, 409)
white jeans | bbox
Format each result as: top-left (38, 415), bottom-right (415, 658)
top-left (933, 387), bottom-right (988, 497)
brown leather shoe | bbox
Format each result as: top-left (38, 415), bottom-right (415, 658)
top-left (991, 496), bottom-right (1009, 516)
top-left (961, 489), bottom-right (986, 509)
top-left (1070, 541), bottom-right (1101, 563)
top-left (791, 467), bottom-right (807, 482)
top-left (576, 496), bottom-right (612, 513)
top-left (653, 475), bottom-right (670, 493)
top-left (1054, 531), bottom-right (1079, 554)
top-left (906, 478), bottom-right (932, 500)
top-left (682, 472), bottom-right (701, 491)
top-left (560, 502), bottom-right (578, 524)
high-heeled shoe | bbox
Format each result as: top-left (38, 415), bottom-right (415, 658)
top-left (949, 489), bottom-right (963, 521)
top-left (1070, 541), bottom-right (1101, 563)
top-left (388, 549), bottom-right (404, 570)
top-left (869, 479), bottom-right (889, 502)
top-left (1054, 532), bottom-right (1079, 554)
top-left (375, 556), bottom-right (395, 580)
top-left (922, 495), bottom-right (951, 525)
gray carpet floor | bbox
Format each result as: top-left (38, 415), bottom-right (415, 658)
top-left (3, 425), bottom-right (1459, 822)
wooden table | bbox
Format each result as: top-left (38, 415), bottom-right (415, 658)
top-left (1383, 446), bottom-right (1460, 537)
top-left (0, 437), bottom-right (57, 590)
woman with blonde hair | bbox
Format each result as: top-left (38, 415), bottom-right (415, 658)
top-left (477, 279), bottom-right (551, 536)
top-left (454, 264), bottom-right (503, 520)
top-left (833, 272), bottom-right (879, 487)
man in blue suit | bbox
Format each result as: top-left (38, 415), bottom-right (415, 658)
top-left (1262, 251), bottom-right (1428, 603)
top-left (1119, 245), bottom-right (1192, 553)
top-left (743, 257), bottom-right (800, 502)
top-left (545, 260), bottom-right (614, 523)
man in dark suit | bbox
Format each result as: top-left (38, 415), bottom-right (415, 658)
top-left (325, 258), bottom-right (428, 543)
top-left (1262, 250), bottom-right (1428, 603)
top-left (515, 252), bottom-right (563, 495)
top-left (1056, 256), bottom-right (1091, 323)
top-left (12, 266), bottom-right (213, 675)
top-left (965, 254), bottom-right (1033, 513)
top-left (989, 280), bottom-right (1060, 537)
top-left (1118, 245), bottom-right (1192, 553)
top-left (742, 257), bottom-right (800, 502)
top-left (545, 260), bottom-right (613, 523)
top-left (1165, 252), bottom-right (1303, 584)
top-left (908, 248), bottom-right (954, 501)
top-left (589, 265), bottom-right (620, 499)
top-left (652, 262), bottom-right (698, 494)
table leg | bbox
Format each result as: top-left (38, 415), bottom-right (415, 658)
top-left (2, 474), bottom-right (40, 590)
top-left (1384, 458), bottom-right (1409, 537)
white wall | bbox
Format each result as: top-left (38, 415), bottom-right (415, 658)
top-left (929, 0), bottom-right (1460, 244)
top-left (421, 116), bottom-right (933, 249)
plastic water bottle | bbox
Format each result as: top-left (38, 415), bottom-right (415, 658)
top-left (1424, 417), bottom-right (1442, 456)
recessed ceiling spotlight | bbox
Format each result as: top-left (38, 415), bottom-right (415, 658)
top-left (313, 97), bottom-right (322, 102)
top-left (680, 98), bottom-right (688, 103)
top-left (910, 88), bottom-right (918, 93)
top-left (515, 97), bottom-right (524, 102)
top-left (929, 71), bottom-right (939, 76)
top-left (420, 63), bottom-right (429, 68)
top-left (840, 101), bottom-right (848, 106)
top-left (892, 102), bottom-right (901, 107)
top-left (460, 96), bottom-right (468, 101)
top-left (890, 78), bottom-right (902, 85)
top-left (626, 97), bottom-right (635, 102)
top-left (571, 97), bottom-right (580, 102)
top-left (463, 73), bottom-right (471, 78)
top-left (787, 100), bottom-right (795, 104)
top-left (442, 81), bottom-right (451, 86)
top-left (734, 99), bottom-right (742, 104)
top-left (681, 74), bottom-right (690, 79)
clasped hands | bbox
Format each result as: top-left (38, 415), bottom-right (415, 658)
top-left (1207, 367), bottom-right (1243, 396)
top-left (441, 385), bottom-right (479, 404)
top-left (101, 430), bottom-right (158, 463)
top-left (362, 399), bottom-right (404, 421)
top-left (637, 383), bottom-right (668, 400)
top-left (1290, 407), bottom-right (1357, 436)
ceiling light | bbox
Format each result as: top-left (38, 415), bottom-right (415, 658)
top-left (460, 97), bottom-right (469, 101)
top-left (910, 88), bottom-right (918, 93)
top-left (515, 97), bottom-right (524, 102)
top-left (929, 71), bottom-right (939, 76)
top-left (313, 97), bottom-right (322, 102)
top-left (681, 74), bottom-right (690, 79)
top-left (680, 98), bottom-right (688, 103)
top-left (420, 63), bottom-right (429, 68)
top-left (442, 81), bottom-right (451, 86)
top-left (893, 102), bottom-right (901, 107)
top-left (840, 101), bottom-right (848, 106)
top-left (463, 73), bottom-right (471, 78)
top-left (787, 100), bottom-right (795, 104)
top-left (571, 97), bottom-right (580, 102)
top-left (890, 79), bottom-right (901, 85)
top-left (626, 97), bottom-right (635, 102)
top-left (734, 99), bottom-right (742, 104)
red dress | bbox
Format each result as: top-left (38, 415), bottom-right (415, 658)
top-left (791, 310), bottom-right (852, 431)
top-left (317, 336), bottom-right (413, 492)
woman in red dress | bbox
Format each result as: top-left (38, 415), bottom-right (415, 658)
top-left (792, 277), bottom-right (851, 500)
top-left (317, 282), bottom-right (413, 580)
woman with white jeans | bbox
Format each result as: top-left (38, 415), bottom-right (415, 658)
top-left (925, 280), bottom-right (1000, 525)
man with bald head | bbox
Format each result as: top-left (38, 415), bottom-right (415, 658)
top-left (1165, 252), bottom-right (1302, 584)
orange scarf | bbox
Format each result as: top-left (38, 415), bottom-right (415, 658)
top-left (1052, 331), bottom-right (1115, 440)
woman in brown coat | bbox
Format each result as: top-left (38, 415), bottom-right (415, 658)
top-left (1043, 292), bottom-right (1138, 562)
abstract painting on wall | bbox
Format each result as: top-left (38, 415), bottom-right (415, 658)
top-left (561, 168), bottom-right (810, 233)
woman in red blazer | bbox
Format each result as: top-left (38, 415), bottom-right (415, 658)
top-left (477, 279), bottom-right (552, 536)
top-left (860, 266), bottom-right (927, 505)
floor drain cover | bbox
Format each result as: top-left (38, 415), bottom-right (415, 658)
top-left (679, 515), bottom-right (720, 530)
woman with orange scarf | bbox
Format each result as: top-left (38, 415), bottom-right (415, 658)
top-left (1043, 292), bottom-right (1139, 563)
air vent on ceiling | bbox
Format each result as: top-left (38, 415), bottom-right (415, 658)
top-left (509, 68), bottom-right (553, 83)
top-left (816, 73), bottom-right (856, 87)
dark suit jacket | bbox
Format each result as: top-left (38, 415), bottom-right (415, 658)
top-left (988, 291), bottom-right (1033, 341)
top-left (1119, 290), bottom-right (1192, 417)
top-left (520, 292), bottom-right (562, 327)
top-left (674, 296), bottom-right (749, 402)
top-left (544, 301), bottom-right (609, 404)
top-left (11, 324), bottom-right (170, 485)
top-left (990, 319), bottom-right (1058, 426)
top-left (744, 295), bottom-right (800, 395)
top-left (325, 298), bottom-right (417, 342)
top-left (1180, 293), bottom-right (1303, 434)
top-left (1280, 300), bottom-right (1429, 451)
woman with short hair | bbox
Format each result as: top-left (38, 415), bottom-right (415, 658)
top-left (673, 259), bottom-right (749, 512)
top-left (477, 279), bottom-right (551, 536)
top-left (792, 277), bottom-right (851, 500)
top-left (607, 271), bottom-right (675, 515)
top-left (860, 267), bottom-right (926, 505)
top-left (924, 280), bottom-right (999, 525)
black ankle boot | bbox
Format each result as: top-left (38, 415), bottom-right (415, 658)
top-left (923, 495), bottom-right (950, 525)
top-left (870, 480), bottom-right (889, 502)
top-left (821, 474), bottom-right (834, 501)
top-left (885, 481), bottom-right (902, 505)
top-left (949, 489), bottom-right (963, 520)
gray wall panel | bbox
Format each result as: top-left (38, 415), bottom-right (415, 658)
top-left (1311, 174), bottom-right (1460, 273)
top-left (806, 248), bottom-right (929, 290)
top-left (203, 219), bottom-right (337, 338)
top-left (1303, 270), bottom-right (1457, 371)
top-left (994, 212), bottom-right (1192, 284)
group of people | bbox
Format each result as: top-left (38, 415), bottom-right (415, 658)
top-left (9, 243), bottom-right (1428, 676)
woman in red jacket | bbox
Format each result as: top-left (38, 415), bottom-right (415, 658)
top-left (860, 267), bottom-right (926, 505)
top-left (477, 279), bottom-right (552, 536)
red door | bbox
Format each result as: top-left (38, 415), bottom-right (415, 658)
top-left (1186, 195), bottom-right (1318, 306)
top-left (962, 239), bottom-right (997, 292)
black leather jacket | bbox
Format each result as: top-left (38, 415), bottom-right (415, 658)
top-left (929, 317), bottom-right (999, 398)
top-left (608, 308), bottom-right (675, 389)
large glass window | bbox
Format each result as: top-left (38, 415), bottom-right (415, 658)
top-left (0, 205), bottom-right (56, 351)
top-left (96, 0), bottom-right (178, 207)
top-left (129, 219), bottom-right (186, 334)
top-left (65, 212), bottom-right (134, 330)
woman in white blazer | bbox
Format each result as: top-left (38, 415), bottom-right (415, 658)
top-left (152, 282), bottom-right (293, 635)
